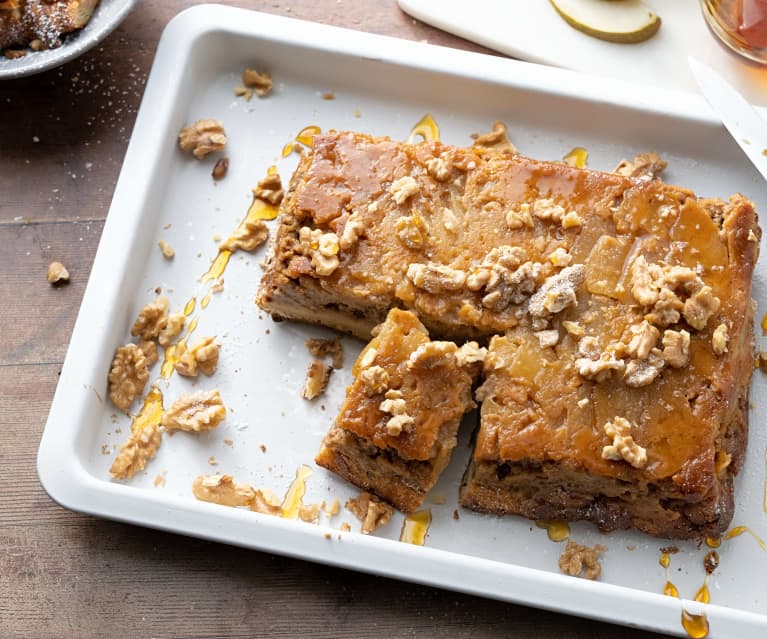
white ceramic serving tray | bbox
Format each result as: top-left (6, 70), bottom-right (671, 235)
top-left (38, 6), bottom-right (767, 637)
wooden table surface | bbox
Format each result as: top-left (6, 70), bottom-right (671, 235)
top-left (0, 2), bottom-right (673, 637)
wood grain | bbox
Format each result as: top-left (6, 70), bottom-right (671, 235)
top-left (0, 2), bottom-right (672, 637)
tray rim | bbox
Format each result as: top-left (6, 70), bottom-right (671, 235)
top-left (36, 5), bottom-right (766, 637)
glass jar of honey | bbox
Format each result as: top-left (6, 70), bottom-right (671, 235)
top-left (700, 0), bottom-right (767, 63)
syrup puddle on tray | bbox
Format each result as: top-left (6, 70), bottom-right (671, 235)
top-left (400, 509), bottom-right (432, 545)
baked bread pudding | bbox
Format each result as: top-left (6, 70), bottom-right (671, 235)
top-left (0, 0), bottom-right (99, 56)
top-left (259, 130), bottom-right (760, 538)
top-left (315, 308), bottom-right (481, 513)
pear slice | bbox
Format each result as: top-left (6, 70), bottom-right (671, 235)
top-left (549, 0), bottom-right (661, 44)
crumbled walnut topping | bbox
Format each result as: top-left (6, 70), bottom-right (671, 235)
top-left (137, 341), bottom-right (157, 368)
top-left (345, 492), bottom-right (394, 534)
top-left (253, 173), bottom-right (283, 206)
top-left (395, 213), bottom-right (429, 249)
top-left (359, 347), bottom-right (378, 369)
top-left (712, 323), bottom-right (729, 355)
top-left (161, 390), bottom-right (226, 432)
top-left (623, 350), bottom-right (664, 387)
top-left (561, 211), bottom-right (583, 229)
top-left (109, 423), bottom-right (162, 479)
top-left (359, 365), bottom-right (389, 396)
top-left (299, 503), bottom-right (321, 524)
top-left (471, 120), bottom-right (517, 153)
top-left (380, 389), bottom-right (414, 436)
top-left (425, 155), bottom-right (452, 181)
top-left (441, 207), bottom-right (460, 233)
top-left (630, 255), bottom-right (661, 306)
top-left (46, 261), bottom-right (69, 284)
top-left (548, 247), bottom-right (572, 267)
top-left (131, 296), bottom-right (169, 341)
top-left (661, 329), bottom-right (690, 368)
top-left (408, 341), bottom-right (457, 369)
top-left (563, 320), bottom-right (585, 337)
top-left (220, 219), bottom-right (269, 252)
top-left (390, 176), bottom-right (419, 205)
top-left (340, 211), bottom-right (365, 250)
top-left (528, 264), bottom-right (585, 318)
top-left (455, 341), bottom-right (487, 367)
top-left (748, 229), bottom-right (758, 242)
top-left (531, 198), bottom-right (567, 223)
top-left (467, 247), bottom-right (542, 311)
top-left (559, 541), bottom-right (607, 580)
top-left (297, 227), bottom-right (340, 276)
top-left (175, 336), bottom-right (220, 377)
top-left (683, 285), bottom-right (721, 331)
top-left (178, 119), bottom-right (227, 159)
top-left (602, 416), bottom-right (647, 468)
top-left (158, 312), bottom-right (185, 347)
top-left (302, 360), bottom-right (332, 400)
top-left (575, 353), bottom-right (625, 382)
top-left (407, 262), bottom-right (467, 293)
top-left (158, 240), bottom-right (175, 259)
top-left (613, 152), bottom-right (666, 180)
top-left (505, 203), bottom-right (534, 230)
top-left (242, 68), bottom-right (273, 96)
top-left (108, 344), bottom-right (150, 411)
top-left (577, 335), bottom-right (601, 358)
top-left (625, 320), bottom-right (660, 360)
top-left (212, 157), bottom-right (229, 180)
top-left (535, 329), bottom-right (559, 349)
top-left (305, 337), bottom-right (343, 368)
top-left (193, 474), bottom-right (256, 507)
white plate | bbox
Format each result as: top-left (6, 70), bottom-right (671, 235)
top-left (398, 0), bottom-right (767, 107)
top-left (37, 5), bottom-right (767, 638)
top-left (0, 0), bottom-right (136, 80)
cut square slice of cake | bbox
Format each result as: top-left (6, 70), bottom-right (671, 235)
top-left (459, 195), bottom-right (760, 539)
top-left (315, 308), bottom-right (484, 512)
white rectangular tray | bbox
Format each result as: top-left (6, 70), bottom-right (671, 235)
top-left (38, 5), bottom-right (767, 637)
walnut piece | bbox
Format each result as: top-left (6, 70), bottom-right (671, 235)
top-left (379, 389), bottom-right (414, 436)
top-left (623, 350), bottom-right (664, 387)
top-left (455, 341), bottom-right (487, 367)
top-left (425, 155), bottom-right (452, 181)
top-left (528, 264), bottom-right (585, 318)
top-left (613, 152), bottom-right (666, 180)
top-left (297, 227), bottom-right (340, 276)
top-left (47, 261), bottom-right (69, 284)
top-left (252, 489), bottom-right (282, 515)
top-left (345, 492), bottom-right (394, 534)
top-left (625, 320), bottom-right (660, 360)
top-left (535, 329), bottom-right (560, 349)
top-left (575, 353), bottom-right (625, 382)
top-left (407, 341), bottom-right (457, 369)
top-left (130, 296), bottom-right (169, 341)
top-left (193, 474), bottom-right (256, 507)
top-left (305, 337), bottom-right (344, 368)
top-left (390, 176), bottom-right (419, 205)
top-left (253, 173), bottom-right (283, 206)
top-left (139, 340), bottom-right (158, 367)
top-left (395, 213), bottom-right (429, 249)
top-left (220, 219), bottom-right (269, 252)
top-left (407, 262), bottom-right (466, 293)
top-left (212, 157), bottom-right (229, 180)
top-left (175, 336), bottom-right (220, 377)
top-left (109, 423), bottom-right (162, 480)
top-left (601, 416), bottom-right (647, 469)
top-left (505, 203), bottom-right (534, 230)
top-left (661, 329), bottom-right (690, 368)
top-left (548, 247), bottom-right (572, 267)
top-left (359, 365), bottom-right (389, 396)
top-left (242, 68), bottom-right (273, 96)
top-left (158, 312), bottom-right (185, 347)
top-left (466, 246), bottom-right (541, 311)
top-left (178, 119), bottom-right (227, 159)
top-left (108, 344), bottom-right (150, 411)
top-left (158, 240), bottom-right (175, 259)
top-left (302, 360), bottom-right (332, 400)
top-left (712, 323), bottom-right (729, 355)
top-left (558, 541), bottom-right (607, 580)
top-left (683, 285), bottom-right (721, 331)
top-left (530, 198), bottom-right (567, 223)
top-left (471, 120), bottom-right (517, 153)
top-left (161, 390), bottom-right (226, 432)
top-left (340, 211), bottom-right (365, 250)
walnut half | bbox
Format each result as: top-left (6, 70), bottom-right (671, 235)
top-left (161, 390), bottom-right (226, 432)
top-left (110, 423), bottom-right (162, 480)
top-left (175, 336), bottom-right (220, 377)
top-left (178, 119), bottom-right (227, 159)
top-left (601, 416), bottom-right (648, 469)
top-left (108, 344), bottom-right (150, 411)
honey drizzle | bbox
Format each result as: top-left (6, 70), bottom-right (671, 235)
top-left (535, 519), bottom-right (570, 542)
top-left (200, 292), bottom-right (211, 309)
top-left (761, 311), bottom-right (767, 334)
top-left (130, 385), bottom-right (164, 434)
top-left (183, 297), bottom-right (196, 316)
top-left (659, 551), bottom-right (679, 598)
top-left (725, 525), bottom-right (767, 552)
top-left (563, 146), bottom-right (589, 169)
top-left (201, 250), bottom-right (232, 284)
top-left (399, 509), bottom-right (432, 545)
top-left (681, 610), bottom-right (710, 639)
top-left (704, 537), bottom-right (721, 549)
top-left (407, 113), bottom-right (440, 144)
top-left (160, 316), bottom-right (198, 378)
top-left (295, 125), bottom-right (321, 147)
top-left (280, 465), bottom-right (312, 519)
